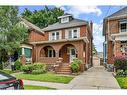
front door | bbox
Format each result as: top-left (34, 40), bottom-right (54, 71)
top-left (70, 48), bottom-right (76, 63)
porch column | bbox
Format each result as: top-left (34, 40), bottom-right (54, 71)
top-left (56, 50), bottom-right (59, 58)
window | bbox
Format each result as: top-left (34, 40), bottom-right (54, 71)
top-left (56, 32), bottom-right (59, 40)
top-left (120, 21), bottom-right (127, 32)
top-left (52, 32), bottom-right (55, 40)
top-left (50, 32), bottom-right (60, 40)
top-left (61, 17), bottom-right (69, 23)
top-left (67, 29), bottom-right (79, 39)
top-left (48, 49), bottom-right (55, 57)
top-left (73, 30), bottom-right (78, 38)
top-left (24, 48), bottom-right (32, 58)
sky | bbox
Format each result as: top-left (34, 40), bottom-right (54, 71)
top-left (19, 5), bottom-right (125, 52)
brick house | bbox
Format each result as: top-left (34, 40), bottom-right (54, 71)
top-left (103, 7), bottom-right (127, 68)
top-left (20, 13), bottom-right (93, 74)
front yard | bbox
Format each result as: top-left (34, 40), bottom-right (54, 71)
top-left (116, 77), bottom-right (127, 89)
top-left (24, 85), bottom-right (56, 90)
top-left (14, 72), bottom-right (74, 84)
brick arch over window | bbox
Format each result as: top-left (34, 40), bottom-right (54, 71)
top-left (40, 45), bottom-right (56, 57)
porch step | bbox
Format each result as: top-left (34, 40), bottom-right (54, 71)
top-left (56, 63), bottom-right (71, 74)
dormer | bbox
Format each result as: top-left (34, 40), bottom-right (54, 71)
top-left (58, 13), bottom-right (73, 23)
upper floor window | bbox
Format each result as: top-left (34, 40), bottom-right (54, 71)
top-left (49, 31), bottom-right (61, 41)
top-left (61, 17), bottom-right (69, 23)
top-left (120, 21), bottom-right (127, 32)
top-left (65, 28), bottom-right (80, 39)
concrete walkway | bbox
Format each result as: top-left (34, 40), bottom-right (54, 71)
top-left (23, 66), bottom-right (120, 89)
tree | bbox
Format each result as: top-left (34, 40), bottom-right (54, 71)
top-left (93, 44), bottom-right (97, 55)
top-left (0, 6), bottom-right (28, 63)
top-left (21, 6), bottom-right (64, 28)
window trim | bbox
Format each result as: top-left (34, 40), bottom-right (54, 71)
top-left (49, 31), bottom-right (61, 41)
top-left (119, 21), bottom-right (127, 32)
top-left (48, 48), bottom-right (55, 57)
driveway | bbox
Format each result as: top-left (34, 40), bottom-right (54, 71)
top-left (23, 66), bottom-right (120, 89)
top-left (69, 66), bottom-right (120, 89)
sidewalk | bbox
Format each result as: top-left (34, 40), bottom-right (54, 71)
top-left (22, 66), bottom-right (120, 89)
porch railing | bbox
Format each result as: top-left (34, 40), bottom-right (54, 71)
top-left (38, 57), bottom-right (58, 64)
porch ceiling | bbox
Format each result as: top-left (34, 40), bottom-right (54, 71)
top-left (29, 37), bottom-right (89, 45)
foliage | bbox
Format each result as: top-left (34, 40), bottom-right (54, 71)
top-left (14, 59), bottom-right (22, 70)
top-left (32, 63), bottom-right (47, 74)
top-left (73, 58), bottom-right (82, 64)
top-left (0, 64), bottom-right (3, 70)
top-left (0, 6), bottom-right (28, 62)
top-left (93, 44), bottom-right (97, 55)
top-left (21, 64), bottom-right (34, 74)
top-left (21, 6), bottom-right (64, 29)
top-left (21, 63), bottom-right (47, 74)
top-left (116, 70), bottom-right (127, 77)
top-left (71, 63), bottom-right (79, 73)
top-left (15, 72), bottom-right (74, 84)
top-left (71, 58), bottom-right (82, 73)
top-left (114, 56), bottom-right (127, 71)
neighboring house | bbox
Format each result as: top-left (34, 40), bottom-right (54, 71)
top-left (103, 7), bottom-right (127, 68)
top-left (20, 13), bottom-right (93, 74)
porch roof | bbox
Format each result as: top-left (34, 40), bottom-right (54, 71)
top-left (110, 32), bottom-right (127, 41)
top-left (29, 37), bottom-right (89, 45)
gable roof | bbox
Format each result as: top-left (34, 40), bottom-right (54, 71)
top-left (20, 18), bottom-right (44, 34)
top-left (42, 19), bottom-right (88, 31)
top-left (105, 7), bottom-right (127, 20)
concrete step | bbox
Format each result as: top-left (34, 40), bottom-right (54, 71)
top-left (57, 71), bottom-right (71, 74)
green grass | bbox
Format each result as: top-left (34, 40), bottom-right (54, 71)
top-left (0, 69), bottom-right (16, 74)
top-left (15, 72), bottom-right (74, 84)
top-left (116, 77), bottom-right (127, 89)
top-left (24, 85), bottom-right (56, 90)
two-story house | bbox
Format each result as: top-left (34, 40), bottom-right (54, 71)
top-left (20, 13), bottom-right (93, 74)
top-left (103, 7), bottom-right (127, 68)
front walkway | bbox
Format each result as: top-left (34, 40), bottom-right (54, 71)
top-left (23, 66), bottom-right (120, 89)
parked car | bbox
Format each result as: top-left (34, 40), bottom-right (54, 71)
top-left (0, 71), bottom-right (24, 90)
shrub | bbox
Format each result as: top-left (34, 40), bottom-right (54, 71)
top-left (116, 70), bottom-right (127, 77)
top-left (32, 63), bottom-right (47, 74)
top-left (32, 69), bottom-right (46, 75)
top-left (73, 58), bottom-right (82, 64)
top-left (71, 63), bottom-right (79, 73)
top-left (114, 56), bottom-right (127, 71)
top-left (0, 63), bottom-right (3, 70)
top-left (70, 58), bottom-right (82, 73)
top-left (21, 64), bottom-right (34, 74)
top-left (14, 60), bottom-right (22, 70)
top-left (21, 63), bottom-right (47, 74)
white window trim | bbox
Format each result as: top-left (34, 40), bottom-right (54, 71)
top-left (119, 21), bottom-right (127, 33)
top-left (61, 17), bottom-right (69, 23)
top-left (65, 28), bottom-right (80, 39)
top-left (49, 31), bottom-right (61, 41)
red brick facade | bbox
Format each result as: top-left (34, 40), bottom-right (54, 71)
top-left (26, 24), bottom-right (93, 70)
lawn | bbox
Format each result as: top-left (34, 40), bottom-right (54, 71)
top-left (15, 72), bottom-right (74, 84)
top-left (0, 69), bottom-right (16, 74)
top-left (116, 77), bottom-right (127, 89)
top-left (24, 85), bottom-right (56, 90)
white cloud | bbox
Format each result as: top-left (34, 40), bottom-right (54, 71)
top-left (59, 6), bottom-right (102, 18)
top-left (93, 23), bottom-right (104, 52)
